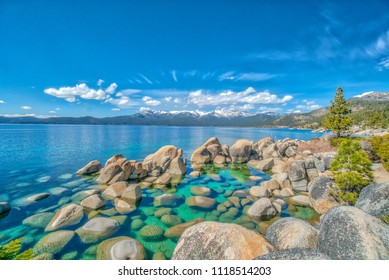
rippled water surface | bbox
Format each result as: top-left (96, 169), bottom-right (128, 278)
top-left (0, 124), bottom-right (323, 259)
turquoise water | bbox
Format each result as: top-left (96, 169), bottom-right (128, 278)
top-left (0, 124), bottom-right (323, 259)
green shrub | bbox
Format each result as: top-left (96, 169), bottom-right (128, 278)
top-left (370, 135), bottom-right (389, 171)
top-left (330, 137), bottom-right (348, 148)
top-left (330, 139), bottom-right (373, 205)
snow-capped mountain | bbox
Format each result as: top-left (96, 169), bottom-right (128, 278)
top-left (138, 108), bottom-right (255, 119)
top-left (354, 91), bottom-right (389, 101)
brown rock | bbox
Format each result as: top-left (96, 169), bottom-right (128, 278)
top-left (80, 194), bottom-right (106, 210)
top-left (102, 181), bottom-right (128, 199)
top-left (76, 160), bottom-right (102, 175)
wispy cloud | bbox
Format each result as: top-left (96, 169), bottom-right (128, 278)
top-left (250, 51), bottom-right (308, 61)
top-left (0, 100), bottom-right (5, 104)
top-left (105, 96), bottom-right (138, 108)
top-left (294, 100), bottom-right (321, 111)
top-left (378, 56), bottom-right (389, 71)
top-left (219, 71), bottom-right (277, 82)
top-left (142, 96), bottom-right (161, 106)
top-left (0, 114), bottom-right (53, 118)
top-left (171, 70), bottom-right (178, 82)
top-left (105, 83), bottom-right (118, 94)
top-left (112, 108), bottom-right (121, 111)
top-left (21, 106), bottom-right (32, 110)
top-left (188, 87), bottom-right (293, 108)
top-left (366, 30), bottom-right (389, 57)
top-left (48, 110), bottom-right (56, 114)
top-left (116, 89), bottom-right (142, 97)
top-left (138, 74), bottom-right (153, 84)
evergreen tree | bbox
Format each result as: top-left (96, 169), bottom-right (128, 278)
top-left (330, 139), bottom-right (373, 205)
top-left (323, 87), bottom-right (352, 137)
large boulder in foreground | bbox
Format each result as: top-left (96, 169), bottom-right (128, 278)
top-left (265, 218), bottom-right (318, 250)
top-left (76, 160), bottom-right (102, 175)
top-left (172, 222), bottom-right (273, 260)
top-left (97, 236), bottom-right (146, 260)
top-left (229, 139), bottom-right (252, 163)
top-left (255, 248), bottom-right (329, 260)
top-left (308, 175), bottom-right (340, 214)
top-left (317, 206), bottom-right (389, 259)
top-left (355, 183), bottom-right (389, 218)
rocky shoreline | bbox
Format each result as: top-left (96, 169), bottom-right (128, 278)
top-left (1, 136), bottom-right (388, 260)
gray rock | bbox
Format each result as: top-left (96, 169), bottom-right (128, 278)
top-left (279, 188), bottom-right (294, 197)
top-left (314, 158), bottom-right (325, 172)
top-left (317, 206), bottom-right (389, 259)
top-left (291, 179), bottom-right (308, 191)
top-left (249, 186), bottom-right (271, 198)
top-left (76, 160), bottom-right (102, 175)
top-left (289, 195), bottom-right (310, 206)
top-left (255, 248), bottom-right (330, 260)
top-left (22, 212), bottom-right (54, 228)
top-left (172, 221), bottom-right (273, 260)
top-left (308, 175), bottom-right (339, 214)
top-left (265, 218), bottom-right (318, 250)
top-left (306, 168), bottom-right (319, 181)
top-left (285, 146), bottom-right (296, 157)
top-left (356, 183), bottom-right (389, 218)
top-left (247, 198), bottom-right (278, 220)
top-left (288, 160), bottom-right (307, 182)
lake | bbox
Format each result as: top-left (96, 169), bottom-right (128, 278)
top-left (0, 124), bottom-right (323, 259)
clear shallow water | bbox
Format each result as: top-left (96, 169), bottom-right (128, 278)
top-left (0, 124), bottom-right (323, 259)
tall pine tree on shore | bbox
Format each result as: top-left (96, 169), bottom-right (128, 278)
top-left (323, 87), bottom-right (352, 137)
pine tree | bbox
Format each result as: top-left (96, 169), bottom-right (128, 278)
top-left (330, 139), bottom-right (373, 205)
top-left (323, 86), bottom-right (352, 137)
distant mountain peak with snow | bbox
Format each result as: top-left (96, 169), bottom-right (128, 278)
top-left (354, 91), bottom-right (389, 101)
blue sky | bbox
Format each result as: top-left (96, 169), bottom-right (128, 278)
top-left (0, 0), bottom-right (389, 117)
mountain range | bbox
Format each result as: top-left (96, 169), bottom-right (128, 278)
top-left (1, 92), bottom-right (388, 128)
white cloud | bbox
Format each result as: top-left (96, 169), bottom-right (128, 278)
top-left (164, 97), bottom-right (172, 102)
top-left (116, 89), bottom-right (142, 97)
top-left (295, 100), bottom-right (321, 111)
top-left (44, 83), bottom-right (107, 102)
top-left (0, 100), bottom-right (5, 104)
top-left (105, 83), bottom-right (118, 94)
top-left (171, 70), bottom-right (178, 82)
top-left (97, 79), bottom-right (104, 86)
top-left (258, 106), bottom-right (281, 113)
top-left (293, 110), bottom-right (302, 113)
top-left (174, 98), bottom-right (181, 103)
top-left (219, 71), bottom-right (277, 82)
top-left (55, 107), bottom-right (61, 111)
top-left (139, 107), bottom-right (151, 112)
top-left (142, 96), bottom-right (161, 106)
top-left (106, 96), bottom-right (137, 108)
top-left (188, 87), bottom-right (293, 107)
top-left (366, 30), bottom-right (389, 57)
top-left (112, 108), bottom-right (121, 111)
top-left (21, 106), bottom-right (32, 110)
top-left (378, 56), bottom-right (389, 71)
top-left (0, 114), bottom-right (53, 118)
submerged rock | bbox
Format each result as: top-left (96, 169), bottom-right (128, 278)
top-left (22, 212), bottom-right (55, 229)
top-left (317, 206), bottom-right (389, 259)
top-left (76, 160), bottom-right (102, 175)
top-left (139, 225), bottom-right (164, 241)
top-left (190, 186), bottom-right (211, 196)
top-left (154, 173), bottom-right (172, 185)
top-left (172, 221), bottom-right (273, 260)
top-left (164, 218), bottom-right (205, 240)
top-left (0, 202), bottom-right (11, 214)
top-left (71, 189), bottom-right (99, 203)
top-left (26, 193), bottom-right (50, 202)
top-left (186, 196), bottom-right (216, 210)
top-left (161, 214), bottom-right (183, 227)
top-left (154, 194), bottom-right (182, 207)
top-left (265, 218), bottom-right (319, 250)
top-left (355, 183), bottom-right (389, 218)
top-left (114, 198), bottom-right (136, 214)
top-left (255, 248), bottom-right (329, 260)
top-left (45, 203), bottom-right (84, 232)
top-left (33, 230), bottom-right (75, 255)
top-left (76, 217), bottom-right (120, 244)
top-left (97, 236), bottom-right (146, 260)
